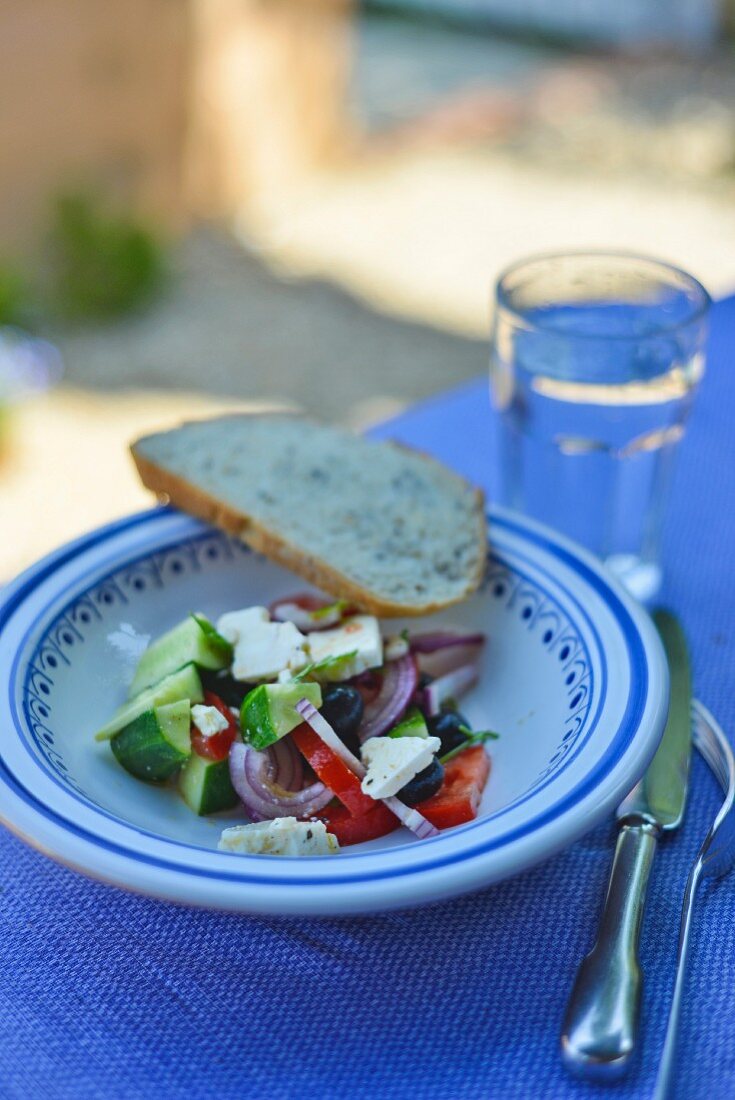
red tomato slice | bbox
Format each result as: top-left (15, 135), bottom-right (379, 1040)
top-left (416, 746), bottom-right (491, 829)
top-left (191, 691), bottom-right (238, 761)
top-left (320, 801), bottom-right (399, 846)
top-left (291, 723), bottom-right (375, 817)
top-left (294, 722), bottom-right (491, 843)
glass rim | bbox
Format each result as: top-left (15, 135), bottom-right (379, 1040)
top-left (494, 249), bottom-right (712, 341)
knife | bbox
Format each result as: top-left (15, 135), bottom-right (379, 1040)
top-left (560, 610), bottom-right (692, 1078)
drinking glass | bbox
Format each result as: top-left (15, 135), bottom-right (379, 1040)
top-left (489, 252), bottom-right (710, 602)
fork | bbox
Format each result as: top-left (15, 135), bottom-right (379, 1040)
top-left (653, 699), bottom-right (735, 1100)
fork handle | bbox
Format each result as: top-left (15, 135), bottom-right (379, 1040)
top-left (561, 821), bottom-right (659, 1078)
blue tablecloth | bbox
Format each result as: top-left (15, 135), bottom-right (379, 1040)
top-left (2, 299), bottom-right (734, 1100)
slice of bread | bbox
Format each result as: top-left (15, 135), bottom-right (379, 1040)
top-left (131, 413), bottom-right (487, 617)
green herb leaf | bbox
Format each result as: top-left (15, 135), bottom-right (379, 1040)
top-left (310, 599), bottom-right (349, 621)
top-left (294, 650), bottom-right (359, 681)
top-left (190, 613), bottom-right (234, 663)
top-left (439, 727), bottom-right (500, 764)
top-left (400, 628), bottom-right (410, 643)
top-left (0, 264), bottom-right (36, 329)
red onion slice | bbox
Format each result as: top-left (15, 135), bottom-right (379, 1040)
top-left (358, 654), bottom-right (418, 743)
top-left (269, 593), bottom-right (349, 632)
top-left (416, 642), bottom-right (484, 680)
top-left (410, 631), bottom-right (486, 654)
top-left (270, 736), bottom-right (303, 792)
top-left (424, 662), bottom-right (480, 716)
top-left (381, 795), bottom-right (440, 839)
top-left (295, 699), bottom-right (363, 773)
top-left (409, 632), bottom-right (485, 678)
top-left (229, 741), bottom-right (333, 821)
top-left (295, 698), bottom-right (439, 840)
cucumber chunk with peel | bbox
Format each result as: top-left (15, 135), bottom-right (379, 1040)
top-left (128, 614), bottom-right (232, 697)
top-left (178, 752), bottom-right (239, 815)
top-left (388, 707), bottom-right (429, 740)
top-left (241, 682), bottom-right (322, 750)
top-left (111, 700), bottom-right (191, 781)
top-left (95, 663), bottom-right (203, 741)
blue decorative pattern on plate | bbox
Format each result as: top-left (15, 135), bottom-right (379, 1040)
top-left (0, 507), bottom-right (667, 915)
top-left (21, 538), bottom-right (594, 804)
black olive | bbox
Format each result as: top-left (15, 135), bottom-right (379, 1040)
top-left (200, 669), bottom-right (254, 709)
top-left (427, 710), bottom-right (470, 756)
top-left (320, 685), bottom-right (364, 754)
top-left (398, 757), bottom-right (445, 805)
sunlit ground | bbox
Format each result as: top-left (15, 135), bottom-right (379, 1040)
top-left (0, 389), bottom-right (292, 580)
top-left (243, 16), bottom-right (735, 334)
top-left (4, 13), bottom-right (735, 578)
top-left (242, 145), bottom-right (735, 337)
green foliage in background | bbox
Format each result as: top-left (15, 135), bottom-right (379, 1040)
top-left (49, 194), bottom-right (166, 321)
top-left (0, 264), bottom-right (35, 329)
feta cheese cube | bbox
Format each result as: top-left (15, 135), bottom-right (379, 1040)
top-left (218, 817), bottom-right (339, 857)
top-left (216, 606), bottom-right (309, 682)
top-left (306, 615), bottom-right (383, 681)
top-left (191, 704), bottom-right (230, 738)
top-left (360, 735), bottom-right (442, 800)
top-left (216, 606), bottom-right (270, 644)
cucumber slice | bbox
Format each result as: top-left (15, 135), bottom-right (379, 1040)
top-left (128, 614), bottom-right (232, 697)
top-left (388, 707), bottom-right (429, 740)
top-left (111, 700), bottom-right (191, 782)
top-left (96, 663), bottom-right (203, 741)
top-left (178, 752), bottom-right (239, 815)
top-left (240, 682), bottom-right (322, 750)
top-left (190, 614), bottom-right (233, 663)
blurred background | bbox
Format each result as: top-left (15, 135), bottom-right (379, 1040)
top-left (2, 0), bottom-right (735, 577)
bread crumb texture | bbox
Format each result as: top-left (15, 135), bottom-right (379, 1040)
top-left (133, 415), bottom-right (486, 613)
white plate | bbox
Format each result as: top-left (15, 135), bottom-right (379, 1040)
top-left (0, 507), bottom-right (668, 915)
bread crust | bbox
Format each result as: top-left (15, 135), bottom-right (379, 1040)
top-left (130, 423), bottom-right (487, 618)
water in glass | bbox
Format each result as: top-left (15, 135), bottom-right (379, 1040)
top-left (490, 256), bottom-right (709, 602)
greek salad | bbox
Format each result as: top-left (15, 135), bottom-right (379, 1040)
top-left (94, 594), bottom-right (496, 856)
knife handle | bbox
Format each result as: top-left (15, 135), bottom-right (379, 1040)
top-left (561, 821), bottom-right (659, 1079)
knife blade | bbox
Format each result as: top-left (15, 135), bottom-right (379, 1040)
top-left (617, 611), bottom-right (692, 830)
top-left (561, 609), bottom-right (692, 1078)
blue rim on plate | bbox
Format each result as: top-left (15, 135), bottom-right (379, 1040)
top-left (0, 506), bottom-right (668, 915)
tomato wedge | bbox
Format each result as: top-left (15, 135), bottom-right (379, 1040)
top-left (293, 723), bottom-right (491, 843)
top-left (190, 691), bottom-right (238, 761)
top-left (416, 746), bottom-right (490, 829)
top-left (320, 801), bottom-right (399, 846)
top-left (291, 723), bottom-right (375, 817)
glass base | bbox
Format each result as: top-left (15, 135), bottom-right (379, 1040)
top-left (605, 554), bottom-right (662, 605)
